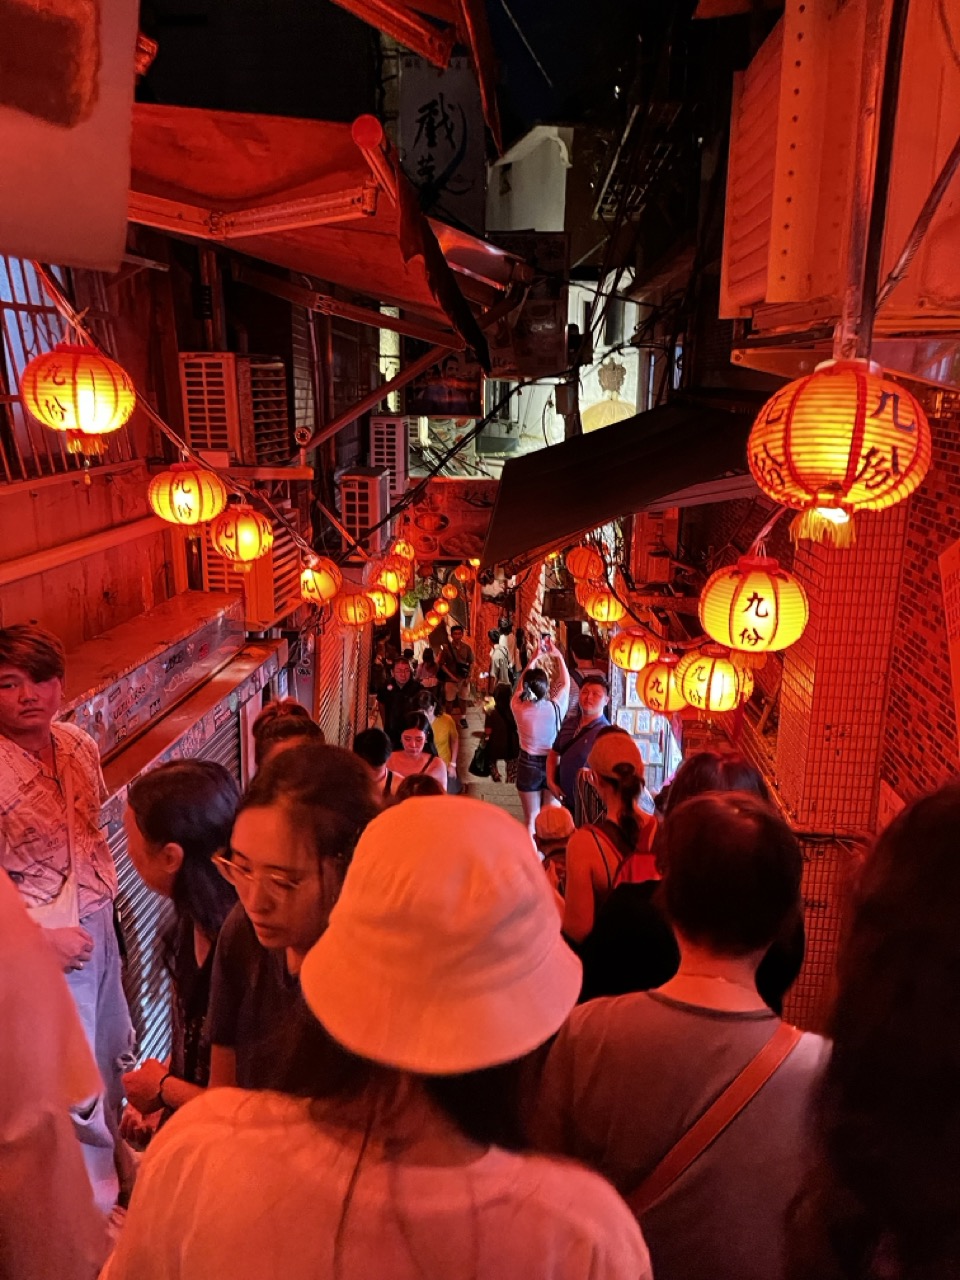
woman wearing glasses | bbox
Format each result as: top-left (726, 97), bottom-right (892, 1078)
top-left (206, 743), bottom-right (380, 1092)
top-left (119, 762), bottom-right (240, 1140)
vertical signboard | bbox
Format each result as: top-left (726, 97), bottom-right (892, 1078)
top-left (398, 53), bottom-right (486, 234)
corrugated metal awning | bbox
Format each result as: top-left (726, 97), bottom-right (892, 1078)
top-left (481, 398), bottom-right (758, 569)
top-left (128, 106), bottom-right (523, 360)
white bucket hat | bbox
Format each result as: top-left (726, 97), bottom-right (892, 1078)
top-left (300, 795), bottom-right (582, 1075)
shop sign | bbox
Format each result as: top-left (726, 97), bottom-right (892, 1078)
top-left (398, 54), bottom-right (486, 234)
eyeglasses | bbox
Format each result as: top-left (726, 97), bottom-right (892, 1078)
top-left (212, 853), bottom-right (311, 898)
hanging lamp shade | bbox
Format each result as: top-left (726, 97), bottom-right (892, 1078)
top-left (638, 656), bottom-right (688, 714)
top-left (390, 537), bottom-right (416, 561)
top-left (375, 555), bottom-right (412, 594)
top-left (609, 628), bottom-right (661, 673)
top-left (433, 598), bottom-right (451, 616)
top-left (581, 395), bottom-right (635, 434)
top-left (676, 645), bottom-right (754, 713)
top-left (566, 544), bottom-right (605, 581)
top-left (748, 359), bottom-right (932, 544)
top-left (700, 554), bottom-right (809, 653)
top-left (300, 556), bottom-right (343, 605)
top-left (335, 589), bottom-right (376, 627)
top-left (441, 582), bottom-right (459, 601)
top-left (583, 586), bottom-right (627, 625)
top-left (209, 504), bottom-right (273, 568)
top-left (21, 343), bottom-right (136, 457)
top-left (365, 587), bottom-right (398, 621)
top-left (453, 563), bottom-right (474, 583)
top-left (148, 462), bottom-right (228, 526)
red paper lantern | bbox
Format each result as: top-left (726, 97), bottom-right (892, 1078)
top-left (433, 599), bottom-right (451, 616)
top-left (391, 537), bottom-right (416, 561)
top-left (748, 359), bottom-right (931, 544)
top-left (21, 343), bottom-right (136, 457)
top-left (566, 544), bottom-right (605, 581)
top-left (375, 555), bottom-right (412, 595)
top-left (365, 588), bottom-right (398, 621)
top-left (441, 583), bottom-right (459, 601)
top-left (583, 587), bottom-right (627, 625)
top-left (209, 504), bottom-right (273, 568)
top-left (335, 590), bottom-right (376, 627)
top-left (699, 555), bottom-right (808, 653)
top-left (300, 557), bottom-right (343, 605)
top-left (148, 462), bottom-right (228, 526)
top-left (638, 656), bottom-right (687, 714)
top-left (676, 645), bottom-right (754, 713)
top-left (609, 629), bottom-right (660, 673)
top-left (453, 563), bottom-right (474, 583)
top-left (425, 610), bottom-right (441, 628)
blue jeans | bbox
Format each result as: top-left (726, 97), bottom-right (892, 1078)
top-left (65, 902), bottom-right (135, 1210)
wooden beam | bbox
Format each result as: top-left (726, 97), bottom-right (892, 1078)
top-left (0, 516), bottom-right (164, 587)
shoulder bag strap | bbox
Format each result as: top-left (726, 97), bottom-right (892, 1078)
top-left (625, 1021), bottom-right (803, 1219)
top-left (588, 826), bottom-right (623, 889)
top-left (57, 742), bottom-right (78, 880)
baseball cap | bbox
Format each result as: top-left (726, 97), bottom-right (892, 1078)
top-left (300, 796), bottom-right (581, 1075)
top-left (588, 729), bottom-right (644, 781)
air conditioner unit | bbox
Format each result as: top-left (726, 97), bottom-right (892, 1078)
top-left (199, 508), bottom-right (303, 630)
top-left (338, 467), bottom-right (392, 557)
top-left (369, 416), bottom-right (413, 498)
top-left (178, 353), bottom-right (292, 467)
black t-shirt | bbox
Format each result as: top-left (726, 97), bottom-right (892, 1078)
top-left (207, 903), bottom-right (319, 1091)
top-left (577, 884), bottom-right (806, 1014)
top-left (377, 678), bottom-right (422, 748)
top-left (167, 914), bottom-right (216, 1089)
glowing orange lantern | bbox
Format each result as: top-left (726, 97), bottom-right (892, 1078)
top-left (21, 343), bottom-right (136, 457)
top-left (676, 645), bottom-right (754, 713)
top-left (441, 583), bottom-right (459, 601)
top-left (575, 579), bottom-right (604, 606)
top-left (300, 557), bottom-right (342, 604)
top-left (638, 656), bottom-right (687, 714)
top-left (583, 587), bottom-right (627, 625)
top-left (148, 462), bottom-right (228, 526)
top-left (209, 504), bottom-right (273, 568)
top-left (425, 610), bottom-right (441, 628)
top-left (401, 627), bottom-right (415, 644)
top-left (748, 359), bottom-right (931, 544)
top-left (700, 555), bottom-right (808, 653)
top-left (335, 590), bottom-right (376, 627)
top-left (365, 587), bottom-right (398, 621)
top-left (375, 555), bottom-right (412, 594)
top-left (453, 563), bottom-right (474, 583)
top-left (434, 599), bottom-right (451, 616)
top-left (566, 544), bottom-right (605, 581)
top-left (391, 537), bottom-right (416, 561)
top-left (609, 629), bottom-right (660, 673)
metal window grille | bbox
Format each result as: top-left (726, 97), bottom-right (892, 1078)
top-left (0, 257), bottom-right (132, 484)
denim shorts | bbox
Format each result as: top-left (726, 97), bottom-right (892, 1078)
top-left (516, 749), bottom-right (548, 793)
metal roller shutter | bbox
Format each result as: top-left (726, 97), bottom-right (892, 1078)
top-left (116, 711), bottom-right (242, 1060)
top-left (114, 826), bottom-right (174, 1063)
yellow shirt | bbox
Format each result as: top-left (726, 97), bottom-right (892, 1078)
top-left (432, 713), bottom-right (459, 765)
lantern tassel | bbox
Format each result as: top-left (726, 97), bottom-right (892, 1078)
top-left (790, 509), bottom-right (857, 548)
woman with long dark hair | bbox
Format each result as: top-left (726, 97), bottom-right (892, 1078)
top-left (790, 783), bottom-right (960, 1280)
top-left (120, 761), bottom-right (240, 1135)
top-left (485, 680), bottom-right (520, 784)
top-left (206, 743), bottom-right (381, 1092)
top-left (386, 711), bottom-right (449, 792)
top-left (103, 798), bottom-right (652, 1280)
top-left (560, 730), bottom-right (657, 944)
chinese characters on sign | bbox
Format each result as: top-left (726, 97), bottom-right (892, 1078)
top-left (398, 55), bottom-right (486, 233)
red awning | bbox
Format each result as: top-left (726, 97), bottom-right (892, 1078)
top-left (328, 0), bottom-right (502, 152)
top-left (128, 105), bottom-right (521, 356)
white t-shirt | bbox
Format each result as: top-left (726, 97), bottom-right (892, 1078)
top-left (104, 1089), bottom-right (651, 1280)
top-left (0, 871), bottom-right (106, 1280)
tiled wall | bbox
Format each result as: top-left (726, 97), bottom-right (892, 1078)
top-left (881, 394), bottom-right (960, 802)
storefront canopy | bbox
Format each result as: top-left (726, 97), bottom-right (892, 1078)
top-left (327, 0), bottom-right (502, 151)
top-left (481, 399), bottom-right (758, 569)
top-left (128, 106), bottom-right (523, 359)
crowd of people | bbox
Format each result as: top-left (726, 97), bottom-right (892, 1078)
top-left (3, 619), bottom-right (959, 1280)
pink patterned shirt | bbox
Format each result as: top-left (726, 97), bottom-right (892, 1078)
top-left (0, 721), bottom-right (117, 917)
